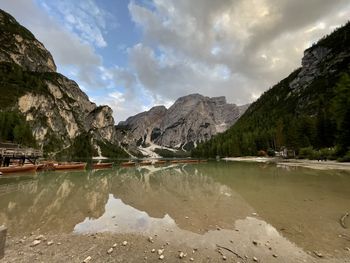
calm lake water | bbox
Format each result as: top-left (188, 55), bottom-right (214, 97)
top-left (0, 161), bottom-right (350, 260)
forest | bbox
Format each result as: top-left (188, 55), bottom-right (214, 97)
top-left (192, 22), bottom-right (350, 161)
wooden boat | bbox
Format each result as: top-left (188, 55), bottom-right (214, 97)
top-left (170, 160), bottom-right (185, 164)
top-left (154, 160), bottom-right (167, 165)
top-left (92, 162), bottom-right (113, 169)
top-left (0, 164), bottom-right (38, 174)
top-left (120, 161), bottom-right (136, 167)
top-left (37, 162), bottom-right (55, 171)
top-left (139, 160), bottom-right (152, 166)
top-left (54, 162), bottom-right (87, 170)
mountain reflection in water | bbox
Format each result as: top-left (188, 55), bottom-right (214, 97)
top-left (0, 161), bottom-right (349, 260)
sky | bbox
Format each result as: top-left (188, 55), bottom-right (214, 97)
top-left (1, 0), bottom-right (350, 122)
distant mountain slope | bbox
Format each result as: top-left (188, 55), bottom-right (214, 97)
top-left (192, 22), bottom-right (350, 160)
top-left (117, 94), bottom-right (249, 156)
top-left (0, 9), bottom-right (127, 158)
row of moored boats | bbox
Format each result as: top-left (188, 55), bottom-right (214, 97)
top-left (0, 162), bottom-right (112, 175)
top-left (0, 159), bottom-right (207, 175)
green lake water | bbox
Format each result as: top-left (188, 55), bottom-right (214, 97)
top-left (0, 161), bottom-right (349, 259)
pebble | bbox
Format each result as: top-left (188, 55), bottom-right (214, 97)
top-left (252, 213), bottom-right (257, 216)
top-left (83, 256), bottom-right (92, 263)
top-left (112, 243), bottom-right (117, 248)
top-left (107, 248), bottom-right (113, 254)
top-left (47, 241), bottom-right (54, 246)
top-left (222, 255), bottom-right (227, 260)
top-left (179, 252), bottom-right (186, 258)
top-left (35, 235), bottom-right (44, 240)
top-left (252, 240), bottom-right (258, 246)
top-left (122, 241), bottom-right (128, 246)
top-left (313, 251), bottom-right (323, 258)
top-left (185, 216), bottom-right (189, 219)
top-left (151, 249), bottom-right (156, 253)
top-left (253, 256), bottom-right (258, 262)
top-left (345, 247), bottom-right (350, 252)
top-left (30, 240), bottom-right (41, 247)
top-left (57, 242), bottom-right (62, 245)
top-left (272, 254), bottom-right (278, 258)
top-left (148, 236), bottom-right (154, 243)
top-left (190, 258), bottom-right (194, 261)
top-left (159, 254), bottom-right (164, 260)
top-left (157, 249), bottom-right (164, 255)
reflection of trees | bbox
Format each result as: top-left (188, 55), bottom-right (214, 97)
top-left (0, 170), bottom-right (112, 235)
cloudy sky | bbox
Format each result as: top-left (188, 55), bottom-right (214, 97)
top-left (1, 0), bottom-right (350, 122)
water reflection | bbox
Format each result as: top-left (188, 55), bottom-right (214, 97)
top-left (74, 194), bottom-right (176, 234)
top-left (0, 162), bottom-right (349, 260)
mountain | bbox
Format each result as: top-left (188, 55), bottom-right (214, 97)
top-left (117, 94), bottom-right (249, 157)
top-left (192, 22), bottom-right (350, 160)
top-left (0, 9), bottom-right (127, 158)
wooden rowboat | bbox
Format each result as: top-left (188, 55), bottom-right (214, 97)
top-left (154, 160), bottom-right (167, 165)
top-left (121, 161), bottom-right (136, 167)
top-left (92, 162), bottom-right (113, 169)
top-left (0, 164), bottom-right (38, 174)
top-left (139, 160), bottom-right (152, 166)
top-left (54, 162), bottom-right (87, 170)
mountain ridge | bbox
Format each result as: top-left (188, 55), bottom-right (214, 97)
top-left (117, 93), bottom-right (249, 156)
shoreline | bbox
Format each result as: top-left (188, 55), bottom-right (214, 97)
top-left (223, 157), bottom-right (350, 171)
top-left (2, 227), bottom-right (330, 263)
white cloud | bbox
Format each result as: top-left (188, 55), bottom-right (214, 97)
top-left (39, 0), bottom-right (111, 48)
top-left (126, 0), bottom-right (350, 107)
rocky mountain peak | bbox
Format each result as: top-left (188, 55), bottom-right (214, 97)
top-left (0, 9), bottom-right (56, 72)
top-left (118, 94), bottom-right (249, 156)
top-left (0, 9), bottom-right (125, 157)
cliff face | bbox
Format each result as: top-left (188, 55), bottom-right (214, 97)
top-left (0, 10), bottom-right (56, 72)
top-left (118, 94), bottom-right (248, 155)
top-left (0, 9), bottom-right (122, 156)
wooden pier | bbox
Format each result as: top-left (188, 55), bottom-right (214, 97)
top-left (0, 142), bottom-right (42, 166)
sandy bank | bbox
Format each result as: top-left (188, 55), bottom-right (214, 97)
top-left (223, 157), bottom-right (350, 171)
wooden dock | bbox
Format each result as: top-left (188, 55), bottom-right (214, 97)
top-left (0, 142), bottom-right (42, 166)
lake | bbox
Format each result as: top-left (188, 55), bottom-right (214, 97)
top-left (0, 161), bottom-right (349, 261)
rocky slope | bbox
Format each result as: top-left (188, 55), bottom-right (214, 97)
top-left (117, 94), bottom-right (249, 155)
top-left (0, 9), bottom-right (125, 157)
top-left (192, 22), bottom-right (350, 158)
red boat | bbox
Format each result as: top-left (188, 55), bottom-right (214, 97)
top-left (0, 164), bottom-right (38, 174)
top-left (154, 160), bottom-right (167, 165)
top-left (92, 162), bottom-right (113, 169)
top-left (139, 160), bottom-right (152, 166)
top-left (120, 161), bottom-right (136, 167)
top-left (54, 162), bottom-right (87, 170)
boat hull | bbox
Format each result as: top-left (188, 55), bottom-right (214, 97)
top-left (0, 165), bottom-right (37, 174)
top-left (121, 162), bottom-right (136, 167)
top-left (54, 163), bottom-right (87, 170)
